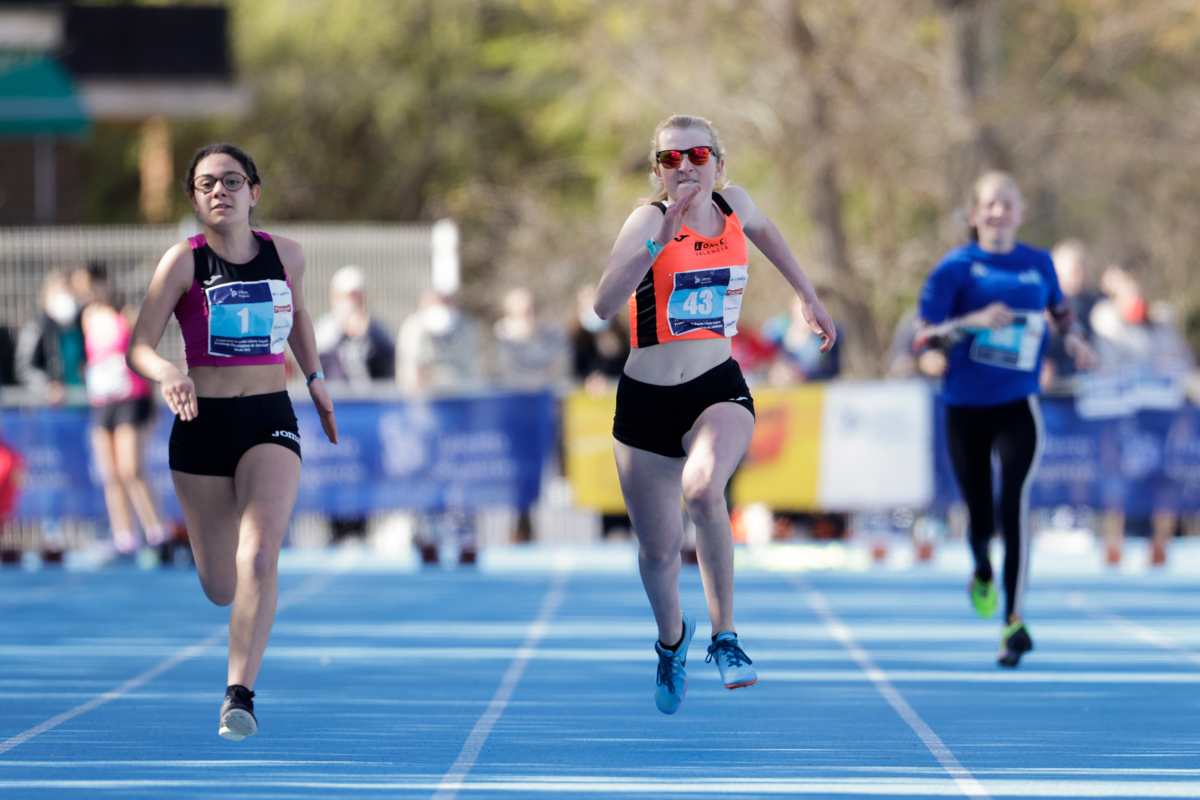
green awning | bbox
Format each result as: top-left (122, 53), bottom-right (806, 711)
top-left (0, 54), bottom-right (90, 136)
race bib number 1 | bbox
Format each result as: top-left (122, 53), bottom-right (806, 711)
top-left (207, 279), bottom-right (293, 357)
top-left (667, 266), bottom-right (747, 336)
top-left (969, 311), bottom-right (1045, 371)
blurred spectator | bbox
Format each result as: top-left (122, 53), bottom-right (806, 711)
top-left (492, 287), bottom-right (568, 390)
top-left (761, 296), bottom-right (842, 385)
top-left (750, 297), bottom-right (846, 543)
top-left (567, 285), bottom-right (633, 539)
top-left (0, 430), bottom-right (23, 556)
top-left (730, 325), bottom-right (776, 384)
top-left (80, 263), bottom-right (167, 556)
top-left (492, 287), bottom-right (569, 543)
top-left (315, 265), bottom-right (396, 386)
top-left (1041, 239), bottom-right (1102, 392)
top-left (570, 284), bottom-right (629, 394)
top-left (397, 290), bottom-right (484, 563)
top-left (17, 269), bottom-right (86, 404)
top-left (1090, 266), bottom-right (1194, 383)
top-left (887, 307), bottom-right (947, 381)
top-left (1089, 265), bottom-right (1195, 566)
top-left (315, 265), bottom-right (395, 544)
top-left (0, 324), bottom-right (17, 390)
top-left (398, 290), bottom-right (484, 393)
top-left (886, 306), bottom-right (956, 561)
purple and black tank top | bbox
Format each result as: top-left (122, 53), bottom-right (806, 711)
top-left (173, 231), bottom-right (294, 368)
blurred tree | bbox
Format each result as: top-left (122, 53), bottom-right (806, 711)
top-left (70, 0), bottom-right (1200, 374)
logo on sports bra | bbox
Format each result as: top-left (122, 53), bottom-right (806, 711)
top-left (694, 238), bottom-right (728, 254)
top-left (674, 234), bottom-right (689, 242)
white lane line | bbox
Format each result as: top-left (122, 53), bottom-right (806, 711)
top-left (1066, 592), bottom-right (1200, 667)
top-left (0, 560), bottom-right (350, 756)
top-left (432, 569), bottom-right (569, 800)
top-left (3, 776), bottom-right (1200, 796)
top-left (799, 581), bottom-right (991, 800)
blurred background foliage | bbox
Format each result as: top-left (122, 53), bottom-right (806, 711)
top-left (76, 0), bottom-right (1200, 374)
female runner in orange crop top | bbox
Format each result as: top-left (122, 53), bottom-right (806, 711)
top-left (594, 114), bottom-right (835, 714)
top-left (128, 143), bottom-right (337, 740)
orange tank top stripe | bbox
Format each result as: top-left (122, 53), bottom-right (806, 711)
top-left (628, 191), bottom-right (749, 348)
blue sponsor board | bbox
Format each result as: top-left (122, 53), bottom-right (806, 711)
top-left (932, 396), bottom-right (1200, 517)
top-left (0, 390), bottom-right (557, 521)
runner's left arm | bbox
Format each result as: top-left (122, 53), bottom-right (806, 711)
top-left (723, 185), bottom-right (836, 352)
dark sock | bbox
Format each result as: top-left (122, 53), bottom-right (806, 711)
top-left (712, 631), bottom-right (736, 643)
top-left (658, 620), bottom-right (686, 652)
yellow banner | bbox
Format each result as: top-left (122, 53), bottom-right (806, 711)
top-left (562, 384), bottom-right (827, 513)
top-left (730, 385), bottom-right (824, 509)
top-left (562, 389), bottom-right (625, 513)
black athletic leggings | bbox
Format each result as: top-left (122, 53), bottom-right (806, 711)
top-left (945, 396), bottom-right (1042, 621)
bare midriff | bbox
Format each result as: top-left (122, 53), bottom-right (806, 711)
top-left (622, 338), bottom-right (732, 386)
top-left (189, 364), bottom-right (287, 398)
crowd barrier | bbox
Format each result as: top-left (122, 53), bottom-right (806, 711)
top-left (565, 380), bottom-right (1200, 519)
top-left (0, 389), bottom-right (558, 522)
top-left (4, 381), bottom-right (1199, 526)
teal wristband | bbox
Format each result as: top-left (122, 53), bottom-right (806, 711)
top-left (306, 370), bottom-right (324, 386)
top-left (645, 239), bottom-right (663, 259)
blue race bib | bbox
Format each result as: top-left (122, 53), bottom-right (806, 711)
top-left (968, 311), bottom-right (1045, 371)
top-left (667, 266), bottom-right (747, 337)
top-left (207, 279), bottom-right (293, 357)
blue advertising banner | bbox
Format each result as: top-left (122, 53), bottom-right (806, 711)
top-left (0, 390), bottom-right (557, 522)
top-left (932, 397), bottom-right (1200, 518)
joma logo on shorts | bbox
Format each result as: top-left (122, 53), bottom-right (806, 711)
top-left (272, 430), bottom-right (300, 443)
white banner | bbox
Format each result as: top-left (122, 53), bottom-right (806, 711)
top-left (817, 380), bottom-right (933, 510)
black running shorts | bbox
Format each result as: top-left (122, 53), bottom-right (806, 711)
top-left (168, 391), bottom-right (302, 477)
top-left (91, 395), bottom-right (155, 432)
top-left (613, 358), bottom-right (755, 458)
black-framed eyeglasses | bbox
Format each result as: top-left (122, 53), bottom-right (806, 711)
top-left (655, 146), bottom-right (715, 169)
top-left (192, 173), bottom-right (250, 194)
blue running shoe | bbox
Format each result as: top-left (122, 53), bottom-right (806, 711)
top-left (654, 614), bottom-right (696, 715)
top-left (706, 631), bottom-right (758, 689)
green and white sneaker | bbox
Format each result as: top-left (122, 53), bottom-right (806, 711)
top-left (997, 620), bottom-right (1033, 668)
top-left (969, 577), bottom-right (999, 619)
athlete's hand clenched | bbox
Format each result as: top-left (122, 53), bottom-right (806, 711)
top-left (653, 183), bottom-right (702, 249)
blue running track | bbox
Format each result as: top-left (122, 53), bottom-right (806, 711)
top-left (1, 548), bottom-right (1198, 799)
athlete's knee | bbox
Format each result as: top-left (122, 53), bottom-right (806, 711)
top-left (682, 479), bottom-right (725, 521)
top-left (114, 462), bottom-right (143, 485)
top-left (235, 541), bottom-right (279, 582)
top-left (638, 538), bottom-right (682, 570)
top-left (199, 575), bottom-right (236, 606)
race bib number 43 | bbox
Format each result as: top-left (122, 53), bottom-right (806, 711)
top-left (667, 266), bottom-right (748, 337)
top-left (207, 279), bottom-right (293, 357)
top-left (969, 311), bottom-right (1045, 371)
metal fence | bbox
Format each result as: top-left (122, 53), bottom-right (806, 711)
top-left (0, 221), bottom-right (439, 361)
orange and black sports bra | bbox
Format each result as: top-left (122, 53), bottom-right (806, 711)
top-left (628, 191), bottom-right (749, 348)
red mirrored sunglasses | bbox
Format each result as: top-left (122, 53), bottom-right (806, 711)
top-left (655, 146), bottom-right (714, 169)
